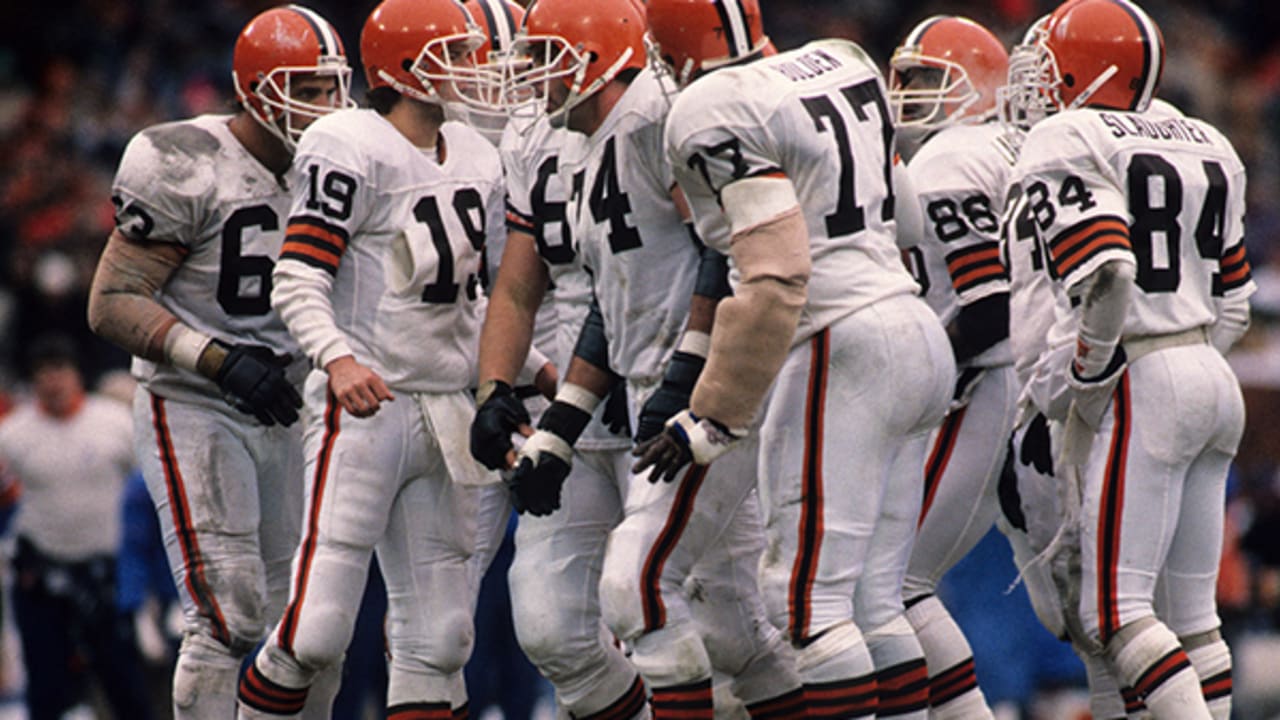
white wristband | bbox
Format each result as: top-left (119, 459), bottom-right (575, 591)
top-left (164, 325), bottom-right (214, 373)
top-left (554, 382), bottom-right (602, 414)
top-left (677, 330), bottom-right (711, 358)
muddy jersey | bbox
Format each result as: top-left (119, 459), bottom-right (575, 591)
top-left (111, 114), bottom-right (305, 405)
top-left (272, 108), bottom-right (504, 393)
top-left (561, 68), bottom-right (699, 386)
top-left (665, 39), bottom-right (918, 346)
top-left (905, 122), bottom-right (1016, 367)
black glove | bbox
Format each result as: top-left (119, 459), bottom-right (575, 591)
top-left (1019, 412), bottom-right (1054, 477)
top-left (634, 350), bottom-right (705, 442)
top-left (506, 430), bottom-right (572, 516)
top-left (600, 375), bottom-right (631, 437)
top-left (997, 437), bottom-right (1027, 532)
top-left (215, 343), bottom-right (301, 427)
top-left (470, 380), bottom-right (531, 470)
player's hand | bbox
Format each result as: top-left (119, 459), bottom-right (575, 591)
top-left (634, 350), bottom-right (704, 442)
top-left (631, 409), bottom-right (739, 483)
top-left (1018, 412), bottom-right (1054, 477)
top-left (214, 343), bottom-right (302, 427)
top-left (601, 376), bottom-right (630, 437)
top-left (325, 355), bottom-right (393, 418)
top-left (1066, 345), bottom-right (1127, 431)
top-left (471, 380), bottom-right (532, 471)
top-left (507, 430), bottom-right (572, 516)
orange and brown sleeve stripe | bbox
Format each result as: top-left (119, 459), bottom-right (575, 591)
top-left (281, 215), bottom-right (349, 275)
top-left (1047, 215), bottom-right (1131, 280)
top-left (945, 242), bottom-right (1008, 296)
top-left (1214, 243), bottom-right (1252, 295)
top-left (506, 199), bottom-right (536, 235)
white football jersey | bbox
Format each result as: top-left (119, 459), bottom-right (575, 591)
top-left (501, 114), bottom-right (583, 372)
top-left (665, 39), bottom-right (919, 346)
top-left (905, 122), bottom-right (1016, 367)
top-left (501, 115), bottom-right (628, 449)
top-left (561, 67), bottom-right (699, 386)
top-left (273, 108), bottom-right (504, 393)
top-left (1011, 101), bottom-right (1254, 339)
top-left (111, 114), bottom-right (305, 405)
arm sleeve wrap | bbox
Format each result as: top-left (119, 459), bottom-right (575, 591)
top-left (87, 231), bottom-right (199, 366)
top-left (690, 197), bottom-right (809, 430)
top-left (1072, 258), bottom-right (1136, 378)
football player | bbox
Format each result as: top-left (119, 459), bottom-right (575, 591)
top-left (468, 8), bottom-right (650, 720)
top-left (645, 0), bottom-right (958, 716)
top-left (86, 6), bottom-right (351, 718)
top-left (887, 16), bottom-right (1013, 719)
top-left (235, 0), bottom-right (505, 717)
top-left (1007, 1), bottom-right (1252, 717)
top-left (496, 0), bottom-right (805, 715)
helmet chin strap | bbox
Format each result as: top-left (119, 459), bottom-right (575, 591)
top-left (1068, 64), bottom-right (1118, 110)
top-left (377, 68), bottom-right (440, 106)
top-left (552, 45), bottom-right (635, 128)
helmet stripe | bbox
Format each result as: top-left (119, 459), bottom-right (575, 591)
top-left (905, 15), bottom-right (947, 47)
top-left (1113, 0), bottom-right (1161, 110)
top-left (712, 0), bottom-right (752, 58)
top-left (476, 0), bottom-right (516, 52)
top-left (286, 5), bottom-right (338, 58)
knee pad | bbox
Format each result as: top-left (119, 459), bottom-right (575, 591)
top-left (392, 605), bottom-right (475, 676)
top-left (287, 601), bottom-right (361, 673)
top-left (630, 623), bottom-right (712, 690)
top-left (796, 620), bottom-right (873, 684)
top-left (174, 632), bottom-right (244, 715)
top-left (599, 558), bottom-right (645, 644)
top-left (722, 627), bottom-right (803, 706)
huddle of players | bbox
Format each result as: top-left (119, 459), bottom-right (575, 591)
top-left (86, 0), bottom-right (1254, 718)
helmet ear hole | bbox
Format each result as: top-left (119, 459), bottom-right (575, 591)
top-left (1062, 73), bottom-right (1075, 88)
top-left (401, 58), bottom-right (414, 72)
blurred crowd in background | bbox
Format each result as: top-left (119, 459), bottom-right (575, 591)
top-left (1, 0), bottom-right (1279, 717)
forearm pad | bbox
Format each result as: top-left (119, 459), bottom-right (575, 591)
top-left (87, 232), bottom-right (187, 363)
top-left (690, 207), bottom-right (809, 429)
top-left (1072, 258), bottom-right (1135, 378)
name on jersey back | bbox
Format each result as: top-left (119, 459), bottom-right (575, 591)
top-left (1099, 112), bottom-right (1212, 145)
top-left (770, 48), bottom-right (844, 83)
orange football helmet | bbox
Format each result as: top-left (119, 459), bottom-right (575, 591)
top-left (458, 0), bottom-right (533, 126)
top-left (511, 0), bottom-right (648, 125)
top-left (360, 0), bottom-right (484, 105)
top-left (232, 5), bottom-right (353, 149)
top-left (646, 0), bottom-right (770, 87)
top-left (888, 15), bottom-right (1009, 132)
top-left (1035, 0), bottom-right (1164, 112)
